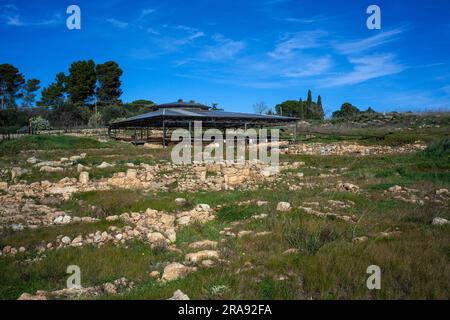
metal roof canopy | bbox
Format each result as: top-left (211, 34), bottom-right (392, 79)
top-left (109, 107), bottom-right (297, 129)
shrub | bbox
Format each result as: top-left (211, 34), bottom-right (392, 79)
top-left (422, 137), bottom-right (450, 158)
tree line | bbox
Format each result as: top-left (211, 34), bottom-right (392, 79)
top-left (0, 61), bottom-right (157, 133)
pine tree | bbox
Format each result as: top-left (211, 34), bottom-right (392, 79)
top-left (41, 72), bottom-right (66, 107)
top-left (95, 61), bottom-right (123, 104)
top-left (22, 79), bottom-right (41, 108)
top-left (0, 64), bottom-right (25, 108)
top-left (66, 60), bottom-right (96, 104)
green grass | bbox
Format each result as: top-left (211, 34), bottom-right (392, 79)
top-left (176, 220), bottom-right (225, 247)
top-left (59, 190), bottom-right (194, 218)
top-left (0, 135), bottom-right (113, 156)
top-left (0, 240), bottom-right (180, 300)
top-left (0, 220), bottom-right (125, 249)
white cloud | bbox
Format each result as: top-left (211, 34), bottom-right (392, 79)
top-left (283, 57), bottom-right (332, 78)
top-left (106, 18), bottom-right (128, 28)
top-left (1, 4), bottom-right (62, 27)
top-left (201, 34), bottom-right (245, 60)
top-left (140, 8), bottom-right (155, 18)
top-left (5, 14), bottom-right (24, 26)
top-left (333, 27), bottom-right (406, 55)
top-left (269, 30), bottom-right (327, 59)
top-left (321, 54), bottom-right (404, 87)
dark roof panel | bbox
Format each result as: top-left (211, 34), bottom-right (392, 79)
top-left (109, 106), bottom-right (297, 128)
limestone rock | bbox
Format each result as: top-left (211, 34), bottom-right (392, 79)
top-left (77, 164), bottom-right (91, 173)
top-left (61, 236), bottom-right (71, 245)
top-left (97, 162), bottom-right (114, 169)
top-left (0, 181), bottom-right (7, 191)
top-left (168, 289), bottom-right (190, 300)
top-left (432, 217), bottom-right (449, 226)
top-left (40, 166), bottom-right (64, 173)
top-left (276, 202), bottom-right (291, 212)
top-left (79, 171), bottom-right (89, 184)
top-left (175, 198), bottom-right (187, 206)
top-left (337, 182), bottom-right (360, 193)
top-left (162, 262), bottom-right (195, 282)
top-left (11, 167), bottom-right (28, 180)
top-left (54, 215), bottom-right (72, 225)
top-left (188, 240), bottom-right (218, 250)
top-left (185, 250), bottom-right (219, 263)
top-left (126, 169), bottom-right (137, 179)
top-left (17, 292), bottom-right (47, 300)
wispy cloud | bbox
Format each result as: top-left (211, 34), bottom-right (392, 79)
top-left (1, 5), bottom-right (62, 27)
top-left (269, 30), bottom-right (327, 59)
top-left (283, 14), bottom-right (333, 24)
top-left (283, 56), bottom-right (332, 78)
top-left (333, 27), bottom-right (406, 55)
top-left (321, 54), bottom-right (404, 87)
top-left (201, 34), bottom-right (245, 60)
top-left (106, 18), bottom-right (128, 28)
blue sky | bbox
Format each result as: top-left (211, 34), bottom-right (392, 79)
top-left (1, 0), bottom-right (449, 115)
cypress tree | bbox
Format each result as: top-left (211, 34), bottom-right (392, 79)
top-left (298, 98), bottom-right (303, 119)
top-left (306, 89), bottom-right (312, 119)
top-left (317, 95), bottom-right (324, 120)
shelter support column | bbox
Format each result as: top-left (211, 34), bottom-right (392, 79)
top-left (162, 120), bottom-right (166, 148)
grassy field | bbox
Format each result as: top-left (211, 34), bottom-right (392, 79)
top-left (0, 131), bottom-right (449, 300)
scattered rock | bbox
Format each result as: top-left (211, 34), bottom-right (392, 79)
top-left (40, 166), bottom-right (64, 173)
top-left (432, 217), bottom-right (449, 226)
top-left (26, 156), bottom-right (39, 164)
top-left (352, 236), bottom-right (369, 243)
top-left (389, 185), bottom-right (403, 193)
top-left (54, 215), bottom-right (72, 225)
top-left (97, 162), bottom-right (114, 169)
top-left (175, 198), bottom-right (187, 206)
top-left (188, 240), bottom-right (218, 250)
top-left (61, 236), bottom-right (71, 245)
top-left (17, 292), bottom-right (47, 300)
top-left (11, 167), bottom-right (28, 180)
top-left (276, 202), bottom-right (291, 212)
top-left (77, 164), bottom-right (91, 173)
top-left (436, 188), bottom-right (449, 195)
top-left (337, 182), bottom-right (360, 193)
top-left (185, 250), bottom-right (219, 263)
top-left (168, 289), bottom-right (190, 300)
top-left (162, 262), bottom-right (196, 282)
top-left (79, 171), bottom-right (89, 184)
top-left (283, 248), bottom-right (299, 254)
top-left (0, 181), bottom-right (7, 191)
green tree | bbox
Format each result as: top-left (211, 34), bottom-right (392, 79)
top-left (131, 99), bottom-right (154, 105)
top-left (306, 89), bottom-right (313, 118)
top-left (95, 61), bottom-right (123, 104)
top-left (332, 102), bottom-right (361, 118)
top-left (366, 107), bottom-right (376, 113)
top-left (66, 60), bottom-right (96, 104)
top-left (316, 95), bottom-right (324, 120)
top-left (0, 64), bottom-right (25, 109)
top-left (41, 72), bottom-right (66, 107)
top-left (22, 79), bottom-right (41, 108)
top-left (275, 100), bottom-right (302, 117)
